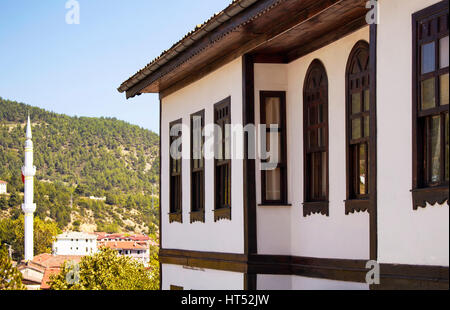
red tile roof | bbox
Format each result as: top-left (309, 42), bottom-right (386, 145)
top-left (101, 241), bottom-right (147, 250)
top-left (0, 180), bottom-right (7, 184)
top-left (40, 268), bottom-right (61, 290)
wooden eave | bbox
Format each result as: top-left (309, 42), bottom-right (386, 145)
top-left (120, 0), bottom-right (368, 99)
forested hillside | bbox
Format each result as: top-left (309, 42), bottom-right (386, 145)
top-left (0, 97), bottom-right (159, 235)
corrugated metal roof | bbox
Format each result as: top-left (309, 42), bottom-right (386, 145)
top-left (117, 0), bottom-right (262, 95)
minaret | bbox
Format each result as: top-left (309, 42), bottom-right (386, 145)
top-left (21, 115), bottom-right (36, 261)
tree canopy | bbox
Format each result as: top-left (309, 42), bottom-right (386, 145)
top-left (49, 248), bottom-right (159, 290)
top-left (0, 244), bottom-right (26, 290)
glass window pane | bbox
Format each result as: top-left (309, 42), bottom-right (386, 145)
top-left (266, 168), bottom-right (281, 201)
top-left (364, 116), bottom-right (370, 138)
top-left (352, 92), bottom-right (361, 114)
top-left (422, 42), bottom-right (435, 74)
top-left (352, 118), bottom-right (362, 140)
top-left (318, 104), bottom-right (324, 123)
top-left (359, 144), bottom-right (367, 195)
top-left (421, 78), bottom-right (436, 110)
top-left (321, 152), bottom-right (327, 198)
top-left (429, 116), bottom-right (441, 184)
top-left (309, 129), bottom-right (317, 148)
top-left (440, 73), bottom-right (449, 106)
top-left (446, 113), bottom-right (449, 182)
top-left (364, 89), bottom-right (370, 112)
top-left (265, 97), bottom-right (281, 125)
top-left (309, 106), bottom-right (317, 126)
top-left (440, 36), bottom-right (449, 69)
top-left (224, 124), bottom-right (231, 160)
top-left (266, 132), bottom-right (282, 163)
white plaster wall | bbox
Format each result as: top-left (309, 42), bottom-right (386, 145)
top-left (254, 64), bottom-right (292, 255)
top-left (53, 238), bottom-right (97, 256)
top-left (255, 27), bottom-right (371, 259)
top-left (257, 274), bottom-right (368, 290)
top-left (377, 0), bottom-right (449, 267)
top-left (161, 263), bottom-right (244, 290)
top-left (161, 57), bottom-right (244, 254)
top-left (290, 275), bottom-right (368, 290)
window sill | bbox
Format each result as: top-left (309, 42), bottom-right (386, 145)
top-left (169, 212), bottom-right (182, 224)
top-left (411, 186), bottom-right (449, 210)
top-left (190, 210), bottom-right (205, 223)
top-left (344, 199), bottom-right (370, 215)
top-left (258, 203), bottom-right (292, 207)
top-left (302, 201), bottom-right (329, 217)
top-left (213, 207), bottom-right (231, 222)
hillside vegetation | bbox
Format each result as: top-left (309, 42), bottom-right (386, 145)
top-left (0, 97), bottom-right (159, 235)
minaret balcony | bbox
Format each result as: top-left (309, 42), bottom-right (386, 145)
top-left (22, 203), bottom-right (36, 214)
top-left (21, 166), bottom-right (36, 177)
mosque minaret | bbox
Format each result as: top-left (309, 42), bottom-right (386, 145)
top-left (21, 115), bottom-right (36, 261)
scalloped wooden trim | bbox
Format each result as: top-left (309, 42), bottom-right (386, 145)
top-left (303, 201), bottom-right (329, 217)
top-left (169, 212), bottom-right (182, 224)
top-left (214, 207), bottom-right (231, 222)
top-left (190, 210), bottom-right (205, 224)
top-left (412, 187), bottom-right (449, 210)
top-left (345, 199), bottom-right (370, 215)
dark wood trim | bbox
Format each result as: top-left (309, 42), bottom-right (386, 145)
top-left (244, 273), bottom-right (257, 291)
top-left (190, 109), bottom-right (205, 224)
top-left (169, 118), bottom-right (183, 224)
top-left (302, 59), bottom-right (330, 217)
top-left (150, 0), bottom-right (367, 99)
top-left (412, 186), bottom-right (449, 210)
top-left (242, 54), bottom-right (258, 255)
top-left (369, 23), bottom-right (378, 262)
top-left (411, 0), bottom-right (449, 209)
top-left (159, 249), bottom-right (449, 289)
top-left (286, 15), bottom-right (368, 63)
top-left (260, 91), bottom-right (288, 205)
top-left (214, 97), bottom-right (232, 222)
top-left (170, 285), bottom-right (184, 290)
top-left (345, 40), bottom-right (372, 214)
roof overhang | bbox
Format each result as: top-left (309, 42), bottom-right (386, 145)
top-left (118, 0), bottom-right (368, 99)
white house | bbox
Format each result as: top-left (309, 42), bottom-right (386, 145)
top-left (119, 0), bottom-right (449, 290)
top-left (100, 241), bottom-right (150, 266)
top-left (52, 232), bottom-right (98, 256)
top-left (0, 180), bottom-right (7, 195)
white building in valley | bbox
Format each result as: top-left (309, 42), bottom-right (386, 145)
top-left (0, 180), bottom-right (7, 195)
top-left (52, 232), bottom-right (98, 256)
top-left (119, 0), bottom-right (449, 290)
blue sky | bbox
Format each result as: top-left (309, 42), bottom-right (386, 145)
top-left (0, 0), bottom-right (231, 133)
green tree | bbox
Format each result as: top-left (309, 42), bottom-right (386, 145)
top-left (49, 248), bottom-right (157, 290)
top-left (0, 216), bottom-right (60, 261)
top-left (0, 244), bottom-right (26, 290)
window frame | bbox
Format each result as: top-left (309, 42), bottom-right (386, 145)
top-left (190, 110), bottom-right (205, 223)
top-left (302, 59), bottom-right (330, 217)
top-left (259, 91), bottom-right (288, 206)
top-left (169, 119), bottom-right (183, 223)
top-left (214, 97), bottom-right (232, 221)
top-left (412, 1), bottom-right (449, 210)
top-left (345, 40), bottom-right (373, 214)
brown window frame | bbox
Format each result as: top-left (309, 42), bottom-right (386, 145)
top-left (345, 40), bottom-right (374, 214)
top-left (170, 285), bottom-right (184, 290)
top-left (214, 97), bottom-right (232, 221)
top-left (412, 1), bottom-right (449, 210)
top-left (190, 110), bottom-right (205, 223)
top-left (169, 119), bottom-right (183, 223)
top-left (302, 59), bottom-right (329, 217)
top-left (259, 91), bottom-right (288, 206)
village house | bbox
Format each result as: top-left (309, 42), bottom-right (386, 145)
top-left (52, 232), bottom-right (98, 256)
top-left (119, 0), bottom-right (449, 290)
top-left (0, 180), bottom-right (7, 195)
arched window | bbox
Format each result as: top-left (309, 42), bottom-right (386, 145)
top-left (345, 41), bottom-right (372, 214)
top-left (303, 59), bottom-right (329, 217)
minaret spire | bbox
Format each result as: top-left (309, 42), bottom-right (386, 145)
top-left (22, 114), bottom-right (36, 261)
